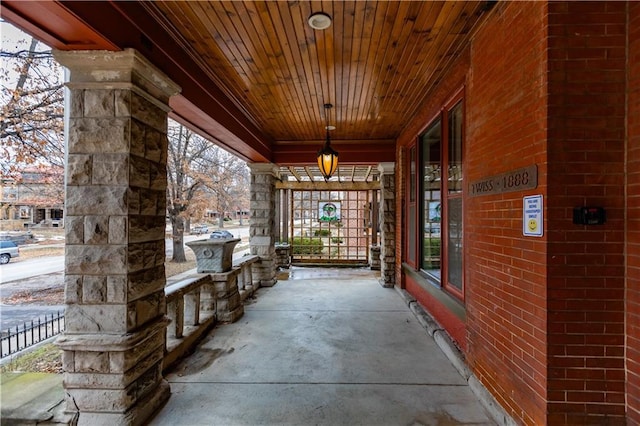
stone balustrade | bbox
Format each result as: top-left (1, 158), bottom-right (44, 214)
top-left (163, 255), bottom-right (261, 371)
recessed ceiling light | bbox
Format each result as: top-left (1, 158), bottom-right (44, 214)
top-left (308, 12), bottom-right (332, 30)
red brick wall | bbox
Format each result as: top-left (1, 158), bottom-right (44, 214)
top-left (396, 2), bottom-right (632, 424)
top-left (464, 3), bottom-right (549, 425)
top-left (546, 2), bottom-right (627, 424)
top-left (628, 2), bottom-right (640, 424)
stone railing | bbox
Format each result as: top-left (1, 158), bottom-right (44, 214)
top-left (163, 255), bottom-right (261, 371)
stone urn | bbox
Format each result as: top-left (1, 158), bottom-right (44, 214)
top-left (186, 231), bottom-right (241, 273)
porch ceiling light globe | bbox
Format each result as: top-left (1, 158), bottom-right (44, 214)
top-left (308, 12), bottom-right (332, 30)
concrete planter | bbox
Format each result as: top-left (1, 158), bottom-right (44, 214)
top-left (186, 238), bottom-right (241, 273)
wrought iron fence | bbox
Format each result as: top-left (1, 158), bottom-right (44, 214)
top-left (0, 311), bottom-right (65, 359)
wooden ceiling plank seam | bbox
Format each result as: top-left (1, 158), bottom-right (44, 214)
top-left (286, 1), bottom-right (325, 141)
top-left (187, 2), bottom-right (275, 132)
top-left (301, 0), bottom-right (327, 140)
top-left (342, 1), bottom-right (358, 131)
top-left (367, 1), bottom-right (420, 136)
top-left (345, 1), bottom-right (370, 133)
top-left (338, 1), bottom-right (355, 131)
top-left (388, 1), bottom-right (463, 116)
top-left (259, 1), bottom-right (313, 138)
top-left (333, 0), bottom-right (348, 137)
top-left (192, 3), bottom-right (266, 108)
top-left (360, 0), bottom-right (391, 137)
top-left (271, 1), bottom-right (318, 140)
top-left (175, 3), bottom-right (259, 118)
top-left (358, 0), bottom-right (400, 138)
top-left (402, 2), bottom-right (480, 121)
top-left (109, 2), bottom-right (272, 158)
top-left (229, 1), bottom-right (297, 136)
top-left (274, 1), bottom-right (322, 141)
top-left (246, 1), bottom-right (304, 138)
top-left (384, 1), bottom-right (443, 117)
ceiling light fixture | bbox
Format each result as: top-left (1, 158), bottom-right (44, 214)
top-left (317, 103), bottom-right (338, 181)
top-left (308, 12), bottom-right (332, 30)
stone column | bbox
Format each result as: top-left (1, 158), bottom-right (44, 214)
top-left (248, 163), bottom-right (279, 287)
top-left (378, 163), bottom-right (396, 288)
top-left (54, 49), bottom-right (180, 425)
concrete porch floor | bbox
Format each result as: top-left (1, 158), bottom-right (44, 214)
top-left (149, 267), bottom-right (497, 426)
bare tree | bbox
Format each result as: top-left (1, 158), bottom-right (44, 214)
top-left (1, 25), bottom-right (65, 215)
top-left (1, 33), bottom-right (64, 176)
top-left (166, 121), bottom-right (249, 262)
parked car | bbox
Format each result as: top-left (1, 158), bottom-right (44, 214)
top-left (191, 224), bottom-right (209, 235)
top-left (0, 240), bottom-right (19, 264)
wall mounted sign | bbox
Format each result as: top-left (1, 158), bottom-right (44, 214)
top-left (318, 201), bottom-right (341, 222)
top-left (523, 195), bottom-right (543, 237)
top-left (469, 165), bottom-right (537, 197)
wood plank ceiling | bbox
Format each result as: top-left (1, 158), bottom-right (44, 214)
top-left (1, 0), bottom-right (493, 176)
top-left (147, 1), bottom-right (490, 157)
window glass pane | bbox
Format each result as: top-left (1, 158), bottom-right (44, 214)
top-left (409, 146), bottom-right (416, 202)
top-left (421, 120), bottom-right (441, 275)
top-left (448, 102), bottom-right (463, 194)
top-left (447, 197), bottom-right (463, 290)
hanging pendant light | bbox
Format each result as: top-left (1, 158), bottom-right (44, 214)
top-left (317, 103), bottom-right (338, 181)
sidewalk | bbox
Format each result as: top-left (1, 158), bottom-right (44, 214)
top-left (150, 267), bottom-right (498, 425)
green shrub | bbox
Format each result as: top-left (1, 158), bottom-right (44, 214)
top-left (423, 238), bottom-right (440, 268)
top-left (313, 229), bottom-right (331, 237)
top-left (331, 237), bottom-right (343, 244)
top-left (291, 237), bottom-right (324, 254)
top-left (424, 238), bottom-right (441, 257)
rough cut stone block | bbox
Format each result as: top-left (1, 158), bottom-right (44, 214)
top-left (218, 305), bottom-right (244, 323)
top-left (69, 89), bottom-right (84, 118)
top-left (127, 266), bottom-right (165, 301)
top-left (149, 163), bottom-right (167, 191)
top-left (84, 90), bottom-right (115, 118)
top-left (66, 186), bottom-right (128, 215)
top-left (107, 275), bottom-right (127, 303)
top-left (64, 386), bottom-right (135, 412)
top-left (65, 216), bottom-right (84, 244)
top-left (66, 245), bottom-right (127, 275)
top-left (82, 276), bottom-right (107, 303)
top-left (67, 154), bottom-right (92, 185)
top-left (108, 216), bottom-right (128, 245)
top-left (75, 350), bottom-right (109, 373)
top-left (145, 130), bottom-right (163, 163)
top-left (131, 93), bottom-right (165, 131)
top-left (68, 117), bottom-right (130, 154)
top-left (128, 217), bottom-right (164, 244)
top-left (65, 304), bottom-right (127, 333)
top-left (84, 216), bottom-right (109, 245)
top-left (129, 292), bottom-right (164, 329)
top-left (140, 192), bottom-right (158, 216)
top-left (130, 155), bottom-right (150, 188)
top-left (92, 153), bottom-right (129, 185)
top-left (65, 275), bottom-right (83, 304)
top-left (109, 327), bottom-right (165, 373)
top-left (114, 89), bottom-right (131, 117)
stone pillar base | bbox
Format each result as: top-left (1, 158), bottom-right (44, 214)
top-left (370, 245), bottom-right (381, 270)
top-left (210, 270), bottom-right (244, 323)
top-left (75, 379), bottom-right (170, 426)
